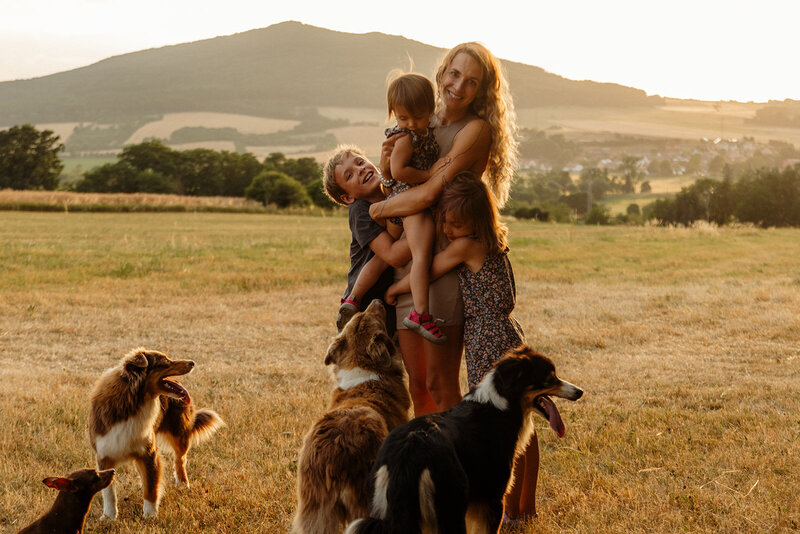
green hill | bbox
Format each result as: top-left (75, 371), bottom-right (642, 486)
top-left (0, 21), bottom-right (661, 124)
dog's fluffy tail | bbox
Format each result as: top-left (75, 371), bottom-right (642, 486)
top-left (190, 409), bottom-right (224, 446)
top-left (345, 518), bottom-right (390, 534)
top-left (347, 431), bottom-right (462, 534)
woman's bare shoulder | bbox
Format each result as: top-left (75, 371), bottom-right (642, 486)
top-left (447, 117), bottom-right (491, 159)
top-left (453, 117), bottom-right (490, 143)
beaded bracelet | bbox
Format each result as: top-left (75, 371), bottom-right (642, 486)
top-left (379, 170), bottom-right (396, 189)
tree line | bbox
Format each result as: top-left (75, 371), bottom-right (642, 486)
top-left (646, 166), bottom-right (800, 227)
top-left (2, 124), bottom-right (799, 226)
top-left (505, 162), bottom-right (800, 227)
top-left (0, 125), bottom-right (333, 208)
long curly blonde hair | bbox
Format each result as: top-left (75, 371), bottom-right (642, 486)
top-left (435, 42), bottom-right (519, 208)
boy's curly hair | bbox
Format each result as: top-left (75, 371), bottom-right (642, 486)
top-left (322, 144), bottom-right (367, 206)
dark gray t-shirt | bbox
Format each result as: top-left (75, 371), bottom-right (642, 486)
top-left (345, 199), bottom-right (395, 334)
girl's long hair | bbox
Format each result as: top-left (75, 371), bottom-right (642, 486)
top-left (440, 172), bottom-right (507, 255)
top-left (435, 42), bottom-right (519, 208)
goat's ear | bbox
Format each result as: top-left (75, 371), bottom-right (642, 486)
top-left (366, 332), bottom-right (393, 368)
top-left (324, 338), bottom-right (344, 366)
top-left (43, 477), bottom-right (75, 492)
top-left (124, 351), bottom-right (148, 374)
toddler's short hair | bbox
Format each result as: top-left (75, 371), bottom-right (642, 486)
top-left (387, 73), bottom-right (436, 119)
top-left (322, 144), bottom-right (368, 206)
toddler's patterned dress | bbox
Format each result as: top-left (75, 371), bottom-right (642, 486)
top-left (383, 125), bottom-right (439, 226)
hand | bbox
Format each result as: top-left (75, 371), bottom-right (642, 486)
top-left (428, 155), bottom-right (452, 180)
top-left (380, 131), bottom-right (407, 179)
top-left (384, 285), bottom-right (399, 306)
top-left (369, 201), bottom-right (384, 221)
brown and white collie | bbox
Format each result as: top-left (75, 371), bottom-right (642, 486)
top-left (89, 348), bottom-right (224, 520)
top-left (291, 300), bottom-right (411, 534)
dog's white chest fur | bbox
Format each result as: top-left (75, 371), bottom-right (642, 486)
top-left (335, 367), bottom-right (379, 390)
top-left (467, 370), bottom-right (509, 410)
top-left (95, 401), bottom-right (160, 459)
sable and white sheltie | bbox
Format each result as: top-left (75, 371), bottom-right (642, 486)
top-left (347, 346), bottom-right (583, 534)
top-left (89, 348), bottom-right (223, 520)
top-left (291, 300), bottom-right (411, 534)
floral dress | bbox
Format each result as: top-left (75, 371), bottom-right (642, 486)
top-left (383, 125), bottom-right (439, 226)
top-left (458, 248), bottom-right (525, 388)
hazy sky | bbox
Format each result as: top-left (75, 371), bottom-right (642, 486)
top-left (1, 0), bottom-right (797, 102)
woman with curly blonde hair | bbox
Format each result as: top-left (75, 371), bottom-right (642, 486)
top-left (368, 42), bottom-right (520, 415)
top-left (367, 42), bottom-right (534, 524)
top-left (433, 42), bottom-right (518, 206)
top-left (371, 41), bottom-right (518, 216)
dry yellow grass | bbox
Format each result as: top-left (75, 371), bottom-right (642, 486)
top-left (168, 141), bottom-right (238, 153)
top-left (0, 212), bottom-right (798, 533)
top-left (33, 122), bottom-right (81, 142)
top-left (317, 107), bottom-right (384, 124)
top-left (0, 189), bottom-right (262, 210)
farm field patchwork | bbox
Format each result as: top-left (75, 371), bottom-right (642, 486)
top-left (124, 113), bottom-right (301, 145)
top-left (26, 99), bottom-right (800, 166)
top-left (1, 212), bottom-right (798, 533)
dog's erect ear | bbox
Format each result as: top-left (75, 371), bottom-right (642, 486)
top-left (493, 348), bottom-right (533, 396)
top-left (124, 351), bottom-right (148, 374)
top-left (43, 477), bottom-right (75, 492)
top-left (366, 332), bottom-right (393, 368)
top-left (324, 337), bottom-right (345, 366)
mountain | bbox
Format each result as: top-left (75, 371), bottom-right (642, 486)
top-left (0, 22), bottom-right (661, 125)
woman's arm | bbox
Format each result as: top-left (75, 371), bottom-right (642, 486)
top-left (384, 237), bottom-right (481, 304)
top-left (370, 119), bottom-right (491, 220)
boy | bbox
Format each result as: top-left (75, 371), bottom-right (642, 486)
top-left (322, 145), bottom-right (411, 333)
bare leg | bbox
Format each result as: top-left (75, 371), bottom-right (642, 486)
top-left (424, 324), bottom-right (464, 411)
top-left (398, 330), bottom-right (437, 416)
top-left (403, 212), bottom-right (434, 316)
top-left (386, 220), bottom-right (403, 241)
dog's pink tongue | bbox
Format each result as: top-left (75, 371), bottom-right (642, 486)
top-left (539, 396), bottom-right (565, 437)
top-left (183, 392), bottom-right (191, 405)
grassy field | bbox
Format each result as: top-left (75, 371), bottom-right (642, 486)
top-left (0, 190), bottom-right (272, 213)
top-left (1, 212), bottom-right (798, 533)
top-left (594, 175), bottom-right (692, 215)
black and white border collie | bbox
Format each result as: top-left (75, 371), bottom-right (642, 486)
top-left (346, 346), bottom-right (583, 534)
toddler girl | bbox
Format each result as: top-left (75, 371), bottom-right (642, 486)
top-left (341, 73), bottom-right (445, 344)
top-left (385, 172), bottom-right (540, 523)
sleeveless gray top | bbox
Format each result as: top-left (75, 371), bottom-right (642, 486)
top-left (434, 113), bottom-right (479, 158)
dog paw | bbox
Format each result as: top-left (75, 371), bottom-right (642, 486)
top-left (99, 512), bottom-right (117, 522)
top-left (142, 500), bottom-right (158, 518)
top-left (173, 473), bottom-right (190, 489)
